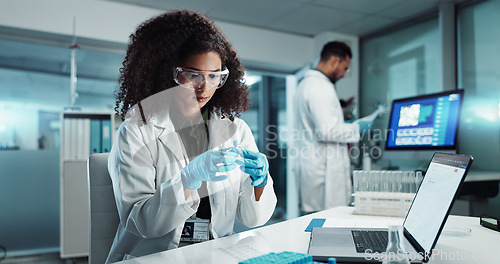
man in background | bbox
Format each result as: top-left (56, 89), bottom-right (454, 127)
top-left (293, 41), bottom-right (372, 214)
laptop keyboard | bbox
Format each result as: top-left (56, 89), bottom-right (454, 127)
top-left (351, 230), bottom-right (389, 253)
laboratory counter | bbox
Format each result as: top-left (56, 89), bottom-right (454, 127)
top-left (117, 206), bottom-right (500, 264)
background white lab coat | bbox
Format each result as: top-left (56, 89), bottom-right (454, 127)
top-left (293, 69), bottom-right (360, 213)
top-left (107, 92), bottom-right (277, 262)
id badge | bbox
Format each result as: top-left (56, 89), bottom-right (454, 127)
top-left (180, 219), bottom-right (210, 242)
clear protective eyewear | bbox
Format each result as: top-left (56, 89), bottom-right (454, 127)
top-left (173, 67), bottom-right (229, 90)
top-left (337, 57), bottom-right (351, 73)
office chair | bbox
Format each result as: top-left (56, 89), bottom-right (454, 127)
top-left (88, 153), bottom-right (119, 264)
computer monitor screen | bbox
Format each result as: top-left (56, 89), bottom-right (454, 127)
top-left (385, 90), bottom-right (463, 151)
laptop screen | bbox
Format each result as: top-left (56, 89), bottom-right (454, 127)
top-left (403, 153), bottom-right (471, 254)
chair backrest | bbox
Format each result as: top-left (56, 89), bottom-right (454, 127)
top-left (88, 153), bottom-right (119, 264)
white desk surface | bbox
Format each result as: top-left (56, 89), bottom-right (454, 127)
top-left (465, 170), bottom-right (500, 182)
top-left (119, 206), bottom-right (500, 264)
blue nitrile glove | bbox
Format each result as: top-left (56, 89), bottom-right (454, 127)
top-left (181, 148), bottom-right (238, 190)
top-left (234, 148), bottom-right (269, 188)
top-left (358, 120), bottom-right (373, 135)
top-left (345, 119), bottom-right (356, 123)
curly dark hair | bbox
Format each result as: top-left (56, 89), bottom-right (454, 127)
top-left (115, 10), bottom-right (249, 121)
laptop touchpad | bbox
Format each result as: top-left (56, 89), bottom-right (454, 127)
top-left (313, 233), bottom-right (352, 248)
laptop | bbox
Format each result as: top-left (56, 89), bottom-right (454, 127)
top-left (308, 152), bottom-right (473, 263)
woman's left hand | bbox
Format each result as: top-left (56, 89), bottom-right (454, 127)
top-left (234, 148), bottom-right (269, 188)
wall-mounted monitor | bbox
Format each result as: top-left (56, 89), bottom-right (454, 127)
top-left (384, 90), bottom-right (464, 161)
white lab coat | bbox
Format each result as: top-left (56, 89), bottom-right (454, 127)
top-left (106, 90), bottom-right (277, 262)
top-left (293, 69), bottom-right (360, 213)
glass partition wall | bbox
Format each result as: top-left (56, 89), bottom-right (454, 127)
top-left (0, 37), bottom-right (122, 150)
top-left (457, 0), bottom-right (500, 171)
top-left (239, 72), bottom-right (288, 226)
top-left (360, 0), bottom-right (500, 217)
top-left (0, 33), bottom-right (123, 256)
top-left (360, 0), bottom-right (500, 172)
top-left (360, 17), bottom-right (440, 170)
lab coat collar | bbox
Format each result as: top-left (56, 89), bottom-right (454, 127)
top-left (313, 68), bottom-right (330, 80)
top-left (156, 107), bottom-right (185, 164)
top-left (307, 68), bottom-right (334, 84)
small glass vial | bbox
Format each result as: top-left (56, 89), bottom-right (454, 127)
top-left (382, 225), bottom-right (410, 264)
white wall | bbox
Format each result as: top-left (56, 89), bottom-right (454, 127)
top-left (216, 21), bottom-right (314, 72)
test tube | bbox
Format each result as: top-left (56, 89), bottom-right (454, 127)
top-left (390, 171), bottom-right (398, 193)
top-left (405, 171), bottom-right (412, 193)
top-left (369, 170), bottom-right (376, 192)
top-left (385, 171), bottom-right (391, 193)
top-left (385, 171), bottom-right (390, 193)
top-left (402, 171), bottom-right (408, 193)
top-left (374, 170), bottom-right (381, 192)
top-left (401, 171), bottom-right (406, 192)
top-left (359, 171), bottom-right (366, 192)
top-left (393, 171), bottom-right (399, 193)
top-left (394, 171), bottom-right (400, 193)
top-left (367, 170), bottom-right (373, 192)
top-left (381, 170), bottom-right (388, 193)
top-left (398, 171), bottom-right (404, 193)
top-left (409, 171), bottom-right (416, 193)
top-left (353, 170), bottom-right (360, 193)
top-left (363, 171), bottom-right (369, 192)
top-left (364, 171), bottom-right (371, 192)
top-left (416, 171), bottom-right (423, 192)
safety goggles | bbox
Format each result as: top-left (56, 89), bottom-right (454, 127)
top-left (337, 57), bottom-right (351, 73)
top-left (173, 67), bottom-right (229, 90)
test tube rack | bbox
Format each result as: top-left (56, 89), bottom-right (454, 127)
top-left (352, 191), bottom-right (415, 217)
top-left (352, 170), bottom-right (423, 217)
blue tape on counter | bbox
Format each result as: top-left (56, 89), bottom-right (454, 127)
top-left (305, 218), bottom-right (326, 232)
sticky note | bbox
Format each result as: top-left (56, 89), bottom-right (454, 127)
top-left (305, 218), bottom-right (326, 232)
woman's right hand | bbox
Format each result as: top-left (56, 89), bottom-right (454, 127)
top-left (181, 148), bottom-right (238, 190)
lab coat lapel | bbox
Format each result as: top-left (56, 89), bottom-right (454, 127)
top-left (156, 106), bottom-right (186, 165)
top-left (158, 128), bottom-right (185, 164)
top-left (137, 87), bottom-right (204, 165)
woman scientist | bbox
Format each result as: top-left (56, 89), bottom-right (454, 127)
top-left (107, 10), bottom-right (277, 262)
